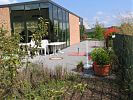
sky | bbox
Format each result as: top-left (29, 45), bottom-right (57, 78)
top-left (0, 0), bottom-right (133, 28)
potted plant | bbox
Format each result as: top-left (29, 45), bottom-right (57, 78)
top-left (77, 61), bottom-right (84, 72)
top-left (91, 48), bottom-right (111, 76)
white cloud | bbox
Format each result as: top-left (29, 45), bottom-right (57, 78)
top-left (97, 11), bottom-right (103, 15)
top-left (119, 12), bottom-right (133, 19)
top-left (83, 17), bottom-right (91, 29)
top-left (112, 15), bottom-right (117, 19)
top-left (0, 0), bottom-right (17, 4)
top-left (91, 13), bottom-right (118, 27)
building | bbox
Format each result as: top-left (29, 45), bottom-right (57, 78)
top-left (0, 0), bottom-right (83, 47)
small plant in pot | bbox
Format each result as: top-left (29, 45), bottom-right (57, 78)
top-left (91, 48), bottom-right (111, 76)
top-left (77, 61), bottom-right (84, 72)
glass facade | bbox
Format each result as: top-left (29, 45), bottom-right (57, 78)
top-left (10, 1), bottom-right (73, 47)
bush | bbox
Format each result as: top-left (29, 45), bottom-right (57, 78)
top-left (91, 48), bottom-right (110, 66)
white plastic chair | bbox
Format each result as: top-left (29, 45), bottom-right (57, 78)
top-left (39, 40), bottom-right (49, 55)
top-left (29, 40), bottom-right (39, 56)
top-left (30, 40), bottom-right (36, 48)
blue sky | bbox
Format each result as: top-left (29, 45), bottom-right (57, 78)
top-left (0, 0), bottom-right (133, 28)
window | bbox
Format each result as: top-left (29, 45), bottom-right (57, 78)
top-left (58, 8), bottom-right (62, 21)
top-left (40, 3), bottom-right (49, 8)
top-left (53, 5), bottom-right (58, 19)
top-left (25, 4), bottom-right (40, 42)
top-left (25, 4), bottom-right (39, 10)
top-left (66, 12), bottom-right (70, 46)
top-left (59, 21), bottom-right (63, 41)
top-left (53, 20), bottom-right (59, 41)
top-left (62, 10), bottom-right (66, 22)
top-left (40, 3), bottom-right (49, 19)
top-left (66, 12), bottom-right (69, 22)
top-left (49, 3), bottom-right (53, 21)
top-left (62, 10), bottom-right (66, 42)
top-left (80, 18), bottom-right (84, 40)
top-left (11, 5), bottom-right (26, 42)
top-left (11, 5), bottom-right (24, 10)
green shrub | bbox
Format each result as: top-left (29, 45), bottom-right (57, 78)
top-left (91, 48), bottom-right (110, 66)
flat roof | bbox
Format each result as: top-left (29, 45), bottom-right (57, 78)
top-left (0, 0), bottom-right (82, 19)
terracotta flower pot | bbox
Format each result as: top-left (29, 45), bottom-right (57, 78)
top-left (93, 62), bottom-right (111, 76)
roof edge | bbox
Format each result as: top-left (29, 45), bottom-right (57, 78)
top-left (0, 0), bottom-right (82, 19)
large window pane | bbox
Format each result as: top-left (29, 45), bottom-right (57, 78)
top-left (49, 3), bottom-right (53, 21)
top-left (62, 10), bottom-right (66, 22)
top-left (49, 4), bottom-right (53, 42)
top-left (62, 10), bottom-right (66, 43)
top-left (66, 22), bottom-right (70, 46)
top-left (25, 4), bottom-right (40, 42)
top-left (58, 8), bottom-right (62, 21)
top-left (40, 3), bottom-right (49, 8)
top-left (59, 21), bottom-right (63, 41)
top-left (58, 8), bottom-right (63, 42)
top-left (53, 20), bottom-right (59, 41)
top-left (25, 4), bottom-right (39, 10)
top-left (53, 5), bottom-right (58, 19)
top-left (11, 5), bottom-right (24, 10)
top-left (62, 22), bottom-right (66, 42)
top-left (66, 12), bottom-right (70, 46)
top-left (40, 3), bottom-right (50, 40)
top-left (11, 5), bottom-right (26, 43)
top-left (40, 3), bottom-right (49, 19)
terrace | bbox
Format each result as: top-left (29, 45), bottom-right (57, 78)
top-left (29, 40), bottom-right (104, 72)
top-left (0, 0), bottom-right (133, 99)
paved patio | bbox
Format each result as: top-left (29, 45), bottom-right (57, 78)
top-left (29, 40), bottom-right (104, 72)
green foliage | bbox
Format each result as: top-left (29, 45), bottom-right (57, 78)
top-left (0, 26), bottom-right (24, 99)
top-left (7, 65), bottom-right (87, 99)
top-left (87, 32), bottom-right (95, 39)
top-left (76, 61), bottom-right (84, 72)
top-left (0, 17), bottom-right (49, 99)
top-left (80, 25), bottom-right (85, 34)
top-left (32, 17), bottom-right (49, 47)
top-left (91, 48), bottom-right (110, 66)
top-left (94, 22), bottom-right (105, 40)
top-left (73, 83), bottom-right (87, 94)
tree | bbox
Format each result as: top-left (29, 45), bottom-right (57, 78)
top-left (94, 22), bottom-right (104, 40)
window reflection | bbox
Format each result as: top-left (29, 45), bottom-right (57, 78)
top-left (53, 5), bottom-right (58, 19)
top-left (25, 4), bottom-right (40, 42)
top-left (11, 5), bottom-right (26, 42)
top-left (53, 20), bottom-right (59, 41)
top-left (62, 10), bottom-right (66, 42)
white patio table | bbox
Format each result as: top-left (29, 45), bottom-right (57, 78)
top-left (19, 43), bottom-right (31, 46)
top-left (48, 42), bottom-right (66, 55)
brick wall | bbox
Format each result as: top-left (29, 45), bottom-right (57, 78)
top-left (0, 7), bottom-right (11, 36)
top-left (69, 13), bottom-right (80, 45)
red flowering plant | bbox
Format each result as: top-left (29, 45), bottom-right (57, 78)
top-left (104, 27), bottom-right (119, 38)
top-left (104, 27), bottom-right (119, 48)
